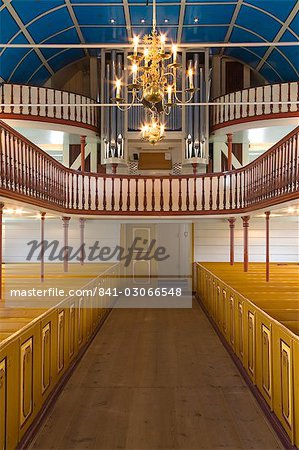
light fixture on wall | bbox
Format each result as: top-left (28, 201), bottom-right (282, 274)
top-left (112, 0), bottom-right (196, 117)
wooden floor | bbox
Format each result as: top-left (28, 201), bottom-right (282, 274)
top-left (30, 301), bottom-right (283, 450)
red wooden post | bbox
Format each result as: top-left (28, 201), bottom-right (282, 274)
top-left (0, 203), bottom-right (4, 299)
top-left (80, 135), bottom-right (86, 172)
top-left (40, 212), bottom-right (46, 282)
top-left (62, 217), bottom-right (71, 273)
top-left (242, 216), bottom-right (250, 272)
top-left (79, 218), bottom-right (85, 266)
top-left (228, 217), bottom-right (236, 266)
top-left (265, 211), bottom-right (270, 282)
top-left (226, 133), bottom-right (233, 171)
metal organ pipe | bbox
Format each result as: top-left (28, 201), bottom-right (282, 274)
top-left (194, 53), bottom-right (200, 156)
top-left (111, 51), bottom-right (117, 153)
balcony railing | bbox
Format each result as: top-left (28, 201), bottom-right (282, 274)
top-left (0, 120), bottom-right (298, 215)
top-left (0, 83), bottom-right (98, 131)
top-left (212, 82), bottom-right (299, 130)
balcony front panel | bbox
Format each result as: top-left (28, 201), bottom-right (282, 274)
top-left (0, 121), bottom-right (298, 216)
top-left (212, 82), bottom-right (299, 131)
top-left (0, 84), bottom-right (98, 131)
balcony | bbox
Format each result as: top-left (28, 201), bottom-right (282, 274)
top-left (0, 121), bottom-right (298, 216)
top-left (211, 82), bottom-right (299, 131)
top-left (0, 83), bottom-right (98, 131)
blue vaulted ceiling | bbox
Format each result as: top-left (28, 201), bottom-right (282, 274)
top-left (0, 0), bottom-right (298, 85)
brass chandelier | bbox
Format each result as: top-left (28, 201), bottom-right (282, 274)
top-left (112, 0), bottom-right (196, 118)
top-left (141, 113), bottom-right (165, 145)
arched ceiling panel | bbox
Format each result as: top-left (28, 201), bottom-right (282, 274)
top-left (0, 0), bottom-right (298, 85)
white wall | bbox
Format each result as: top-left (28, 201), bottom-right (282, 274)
top-left (194, 216), bottom-right (299, 263)
top-left (3, 218), bottom-right (121, 263)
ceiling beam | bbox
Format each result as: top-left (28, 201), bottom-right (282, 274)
top-left (220, 0), bottom-right (243, 56)
top-left (123, 0), bottom-right (133, 40)
top-left (256, 2), bottom-right (299, 72)
top-left (177, 0), bottom-right (186, 44)
top-left (64, 0), bottom-right (89, 57)
top-left (2, 0), bottom-right (54, 75)
top-left (0, 41), bottom-right (298, 49)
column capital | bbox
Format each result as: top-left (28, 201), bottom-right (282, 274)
top-left (226, 133), bottom-right (233, 144)
top-left (40, 212), bottom-right (46, 220)
top-left (228, 217), bottom-right (236, 227)
top-left (265, 211), bottom-right (271, 219)
top-left (0, 203), bottom-right (5, 212)
top-left (80, 135), bottom-right (87, 145)
top-left (79, 218), bottom-right (86, 227)
top-left (62, 216), bottom-right (71, 227)
top-left (241, 215), bottom-right (250, 226)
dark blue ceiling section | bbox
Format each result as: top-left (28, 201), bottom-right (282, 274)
top-left (0, 0), bottom-right (298, 85)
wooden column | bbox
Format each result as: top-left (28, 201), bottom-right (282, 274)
top-left (265, 211), bottom-right (270, 282)
top-left (228, 217), bottom-right (236, 266)
top-left (242, 216), bottom-right (250, 272)
top-left (62, 217), bottom-right (71, 273)
top-left (40, 212), bottom-right (46, 282)
top-left (226, 133), bottom-right (233, 171)
top-left (0, 203), bottom-right (4, 300)
top-left (79, 218), bottom-right (86, 266)
top-left (80, 135), bottom-right (87, 172)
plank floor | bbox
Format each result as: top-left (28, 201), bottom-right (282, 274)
top-left (30, 301), bottom-right (283, 450)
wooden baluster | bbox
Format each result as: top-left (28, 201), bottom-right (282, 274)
top-left (178, 178), bottom-right (182, 211)
top-left (247, 88), bottom-right (250, 117)
top-left (152, 179), bottom-right (155, 211)
top-left (10, 84), bottom-right (14, 114)
top-left (119, 177), bottom-right (123, 211)
top-left (186, 178), bottom-right (190, 211)
top-left (88, 174), bottom-right (92, 209)
top-left (135, 178), bottom-right (139, 212)
top-left (169, 178), bottom-right (173, 212)
top-left (234, 173), bottom-right (238, 209)
top-left (3, 130), bottom-right (8, 188)
top-left (239, 172), bottom-right (243, 208)
top-left (111, 176), bottom-right (115, 211)
top-left (279, 84), bottom-right (282, 113)
top-left (160, 179), bottom-right (164, 211)
top-left (74, 95), bottom-right (77, 122)
top-left (143, 178), bottom-right (147, 211)
top-left (68, 92), bottom-right (71, 121)
top-left (0, 128), bottom-right (4, 188)
top-left (262, 85), bottom-right (265, 115)
top-left (201, 176), bottom-right (205, 210)
top-left (209, 176), bottom-right (213, 210)
top-left (37, 87), bottom-right (40, 116)
top-left (20, 85), bottom-right (23, 115)
top-left (53, 89), bottom-right (56, 118)
top-left (287, 137), bottom-right (291, 192)
top-left (233, 91), bottom-right (236, 119)
top-left (223, 174), bottom-right (227, 209)
top-left (293, 133), bottom-right (298, 191)
top-left (1, 84), bottom-right (4, 114)
top-left (216, 175), bottom-right (220, 210)
top-left (288, 82), bottom-right (291, 113)
top-left (13, 136), bottom-right (18, 191)
top-left (270, 84), bottom-right (273, 114)
top-left (254, 87), bottom-right (257, 115)
top-left (82, 173), bottom-right (85, 209)
top-left (28, 86), bottom-right (32, 115)
top-left (45, 88), bottom-right (48, 117)
top-left (193, 177), bottom-right (197, 211)
top-left (229, 173), bottom-right (233, 209)
top-left (127, 178), bottom-right (130, 211)
top-left (76, 173), bottom-right (80, 209)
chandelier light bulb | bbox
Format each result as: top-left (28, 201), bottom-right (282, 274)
top-left (188, 67), bottom-right (194, 90)
top-left (172, 44), bottom-right (177, 63)
top-left (167, 84), bottom-right (172, 104)
top-left (115, 79), bottom-right (121, 99)
top-left (160, 34), bottom-right (166, 53)
top-left (133, 35), bottom-right (139, 56)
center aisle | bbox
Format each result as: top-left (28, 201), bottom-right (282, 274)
top-left (30, 301), bottom-right (283, 450)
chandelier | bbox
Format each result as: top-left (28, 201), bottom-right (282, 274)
top-left (112, 0), bottom-right (196, 116)
top-left (141, 113), bottom-right (165, 145)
